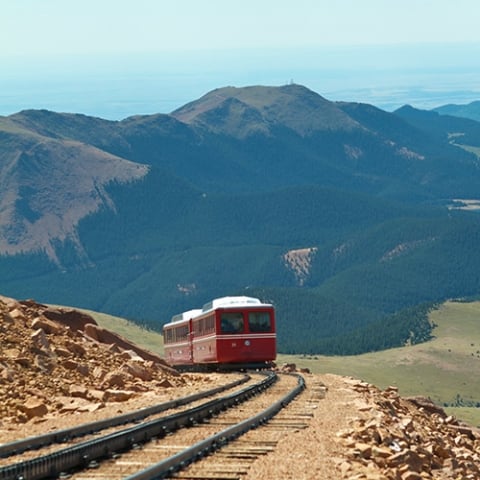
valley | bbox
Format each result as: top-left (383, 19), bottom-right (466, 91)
top-left (1, 84), bottom-right (480, 357)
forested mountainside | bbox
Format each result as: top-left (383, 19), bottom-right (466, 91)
top-left (395, 104), bottom-right (480, 148)
top-left (1, 84), bottom-right (480, 354)
top-left (432, 99), bottom-right (480, 122)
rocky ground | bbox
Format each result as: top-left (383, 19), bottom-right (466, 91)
top-left (0, 295), bottom-right (479, 479)
top-left (0, 295), bottom-right (225, 438)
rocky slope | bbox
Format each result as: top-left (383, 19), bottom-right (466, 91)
top-left (0, 294), bottom-right (203, 427)
top-left (333, 379), bottom-right (480, 479)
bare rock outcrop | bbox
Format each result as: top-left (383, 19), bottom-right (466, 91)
top-left (0, 295), bottom-right (183, 424)
top-left (336, 379), bottom-right (480, 479)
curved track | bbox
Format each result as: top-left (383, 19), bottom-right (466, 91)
top-left (123, 373), bottom-right (305, 480)
top-left (0, 374), bottom-right (249, 460)
top-left (1, 372), bottom-right (306, 480)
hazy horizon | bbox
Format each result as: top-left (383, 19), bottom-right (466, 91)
top-left (2, 43), bottom-right (480, 120)
top-left (2, 1), bottom-right (480, 120)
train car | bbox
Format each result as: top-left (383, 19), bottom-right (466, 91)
top-left (163, 296), bottom-right (276, 369)
top-left (162, 309), bottom-right (202, 366)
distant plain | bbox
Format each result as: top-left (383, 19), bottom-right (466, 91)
top-left (2, 44), bottom-right (480, 119)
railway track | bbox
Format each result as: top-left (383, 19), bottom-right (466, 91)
top-left (0, 374), bottom-right (250, 461)
top-left (162, 374), bottom-right (326, 480)
top-left (0, 372), bottom-right (312, 480)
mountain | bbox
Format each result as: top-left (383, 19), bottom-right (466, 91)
top-left (171, 84), bottom-right (361, 137)
top-left (0, 115), bottom-right (148, 262)
top-left (1, 84), bottom-right (480, 355)
top-left (433, 100), bottom-right (480, 122)
top-left (395, 104), bottom-right (480, 148)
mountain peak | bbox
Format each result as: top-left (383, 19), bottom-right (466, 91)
top-left (171, 84), bottom-right (361, 137)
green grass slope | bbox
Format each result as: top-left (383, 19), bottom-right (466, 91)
top-left (75, 307), bottom-right (165, 356)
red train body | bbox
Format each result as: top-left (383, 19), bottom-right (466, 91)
top-left (163, 296), bottom-right (276, 368)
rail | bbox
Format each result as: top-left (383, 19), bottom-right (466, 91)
top-left (0, 374), bottom-right (249, 458)
top-left (126, 373), bottom-right (305, 480)
top-left (0, 372), bottom-right (276, 480)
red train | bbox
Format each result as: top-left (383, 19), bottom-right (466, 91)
top-left (163, 296), bottom-right (276, 369)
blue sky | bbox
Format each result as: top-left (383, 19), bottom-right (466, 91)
top-left (1, 1), bottom-right (480, 118)
top-left (2, 0), bottom-right (480, 56)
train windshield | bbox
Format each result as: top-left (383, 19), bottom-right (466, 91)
top-left (248, 311), bottom-right (272, 332)
top-left (220, 312), bottom-right (244, 333)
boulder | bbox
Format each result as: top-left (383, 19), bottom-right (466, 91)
top-left (124, 360), bottom-right (153, 381)
top-left (9, 308), bottom-right (25, 319)
top-left (405, 396), bottom-right (447, 417)
top-left (64, 340), bottom-right (87, 357)
top-left (102, 371), bottom-right (126, 388)
top-left (157, 378), bottom-right (174, 388)
top-left (88, 389), bottom-right (107, 402)
top-left (43, 307), bottom-right (97, 331)
top-left (18, 399), bottom-right (48, 419)
top-left (31, 328), bottom-right (51, 351)
top-left (31, 317), bottom-right (64, 335)
top-left (69, 384), bottom-right (88, 398)
top-left (104, 389), bottom-right (135, 402)
top-left (280, 363), bottom-right (297, 372)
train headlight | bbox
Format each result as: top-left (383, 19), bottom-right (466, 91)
top-left (244, 340), bottom-right (251, 346)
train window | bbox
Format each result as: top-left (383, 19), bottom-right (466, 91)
top-left (220, 312), bottom-right (244, 333)
top-left (164, 329), bottom-right (174, 344)
top-left (248, 312), bottom-right (271, 332)
top-left (175, 324), bottom-right (189, 341)
top-left (205, 315), bottom-right (215, 334)
top-left (193, 319), bottom-right (202, 336)
top-left (192, 315), bottom-right (215, 336)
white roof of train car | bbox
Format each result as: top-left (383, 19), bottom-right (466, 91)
top-left (164, 296), bottom-right (272, 328)
top-left (169, 308), bottom-right (202, 324)
top-left (202, 296), bottom-right (270, 312)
